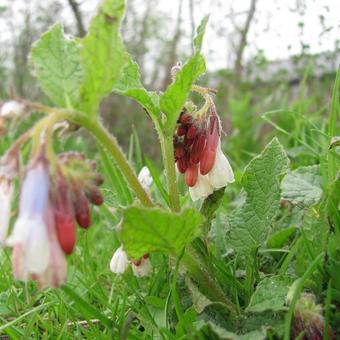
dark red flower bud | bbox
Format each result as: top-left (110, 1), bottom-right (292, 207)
top-left (186, 125), bottom-right (198, 139)
top-left (55, 213), bottom-right (76, 255)
top-left (174, 145), bottom-right (185, 159)
top-left (190, 134), bottom-right (207, 164)
top-left (177, 125), bottom-right (187, 136)
top-left (176, 158), bottom-right (187, 173)
top-left (184, 136), bottom-right (194, 147)
top-left (185, 164), bottom-right (198, 187)
top-left (74, 191), bottom-right (91, 228)
top-left (88, 187), bottom-right (104, 206)
top-left (200, 114), bottom-right (220, 175)
top-left (52, 173), bottom-right (77, 255)
top-left (94, 174), bottom-right (104, 186)
top-left (179, 113), bottom-right (193, 125)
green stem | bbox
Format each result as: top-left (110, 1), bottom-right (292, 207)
top-left (183, 246), bottom-right (237, 316)
top-left (72, 115), bottom-right (154, 208)
top-left (160, 130), bottom-right (180, 212)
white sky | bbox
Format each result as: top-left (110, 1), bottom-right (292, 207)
top-left (0, 0), bottom-right (339, 71)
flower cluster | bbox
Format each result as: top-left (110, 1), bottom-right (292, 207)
top-left (4, 151), bottom-right (103, 288)
top-left (174, 106), bottom-right (234, 201)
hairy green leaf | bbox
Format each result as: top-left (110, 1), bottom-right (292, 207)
top-left (113, 58), bottom-right (160, 118)
top-left (247, 276), bottom-right (291, 313)
top-left (196, 321), bottom-right (265, 340)
top-left (30, 24), bottom-right (83, 108)
top-left (160, 53), bottom-right (205, 132)
top-left (80, 0), bottom-right (127, 115)
top-left (281, 165), bottom-right (322, 208)
top-left (193, 15), bottom-right (209, 53)
top-left (228, 138), bottom-right (289, 255)
top-left (121, 207), bottom-right (204, 259)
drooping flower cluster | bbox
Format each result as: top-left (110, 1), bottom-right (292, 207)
top-left (174, 106), bottom-right (234, 201)
top-left (5, 151), bottom-right (103, 287)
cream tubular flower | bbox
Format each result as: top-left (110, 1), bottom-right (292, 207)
top-left (208, 141), bottom-right (234, 190)
top-left (189, 172), bottom-right (214, 201)
top-left (110, 246), bottom-right (129, 274)
top-left (7, 161), bottom-right (50, 280)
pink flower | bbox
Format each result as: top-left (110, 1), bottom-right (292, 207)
top-left (7, 159), bottom-right (66, 287)
top-left (7, 160), bottom-right (50, 277)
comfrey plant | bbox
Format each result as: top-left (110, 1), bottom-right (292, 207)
top-left (0, 0), bottom-right (338, 338)
top-left (0, 1), bottom-right (233, 295)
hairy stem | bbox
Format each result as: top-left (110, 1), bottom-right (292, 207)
top-left (183, 246), bottom-right (237, 316)
top-left (71, 115), bottom-right (154, 208)
top-left (159, 130), bottom-right (180, 212)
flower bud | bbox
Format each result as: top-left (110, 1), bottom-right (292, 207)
top-left (132, 256), bottom-right (152, 277)
top-left (73, 190), bottom-right (91, 228)
top-left (0, 100), bottom-right (27, 118)
top-left (110, 246), bottom-right (129, 274)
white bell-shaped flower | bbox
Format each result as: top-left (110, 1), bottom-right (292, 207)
top-left (189, 172), bottom-right (214, 201)
top-left (7, 161), bottom-right (51, 279)
top-left (132, 256), bottom-right (152, 277)
top-left (138, 166), bottom-right (153, 189)
top-left (208, 142), bottom-right (234, 189)
top-left (110, 246), bottom-right (129, 274)
top-left (0, 100), bottom-right (26, 118)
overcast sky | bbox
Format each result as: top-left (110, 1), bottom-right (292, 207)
top-left (1, 0), bottom-right (339, 71)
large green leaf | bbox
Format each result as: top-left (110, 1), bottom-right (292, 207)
top-left (247, 276), bottom-right (291, 313)
top-left (228, 138), bottom-right (289, 255)
top-left (79, 0), bottom-right (127, 115)
top-left (281, 165), bottom-right (322, 208)
top-left (160, 53), bottom-right (205, 132)
top-left (30, 24), bottom-right (83, 108)
top-left (120, 207), bottom-right (204, 259)
top-left (112, 58), bottom-right (160, 118)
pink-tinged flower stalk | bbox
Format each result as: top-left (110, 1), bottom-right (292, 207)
top-left (174, 107), bottom-right (234, 201)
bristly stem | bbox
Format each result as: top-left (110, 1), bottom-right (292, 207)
top-left (72, 115), bottom-right (154, 208)
top-left (159, 130), bottom-right (181, 212)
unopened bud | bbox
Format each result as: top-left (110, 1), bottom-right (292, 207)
top-left (0, 100), bottom-right (27, 118)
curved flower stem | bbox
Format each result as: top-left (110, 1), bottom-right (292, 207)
top-left (26, 101), bottom-right (154, 208)
top-left (71, 115), bottom-right (154, 208)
